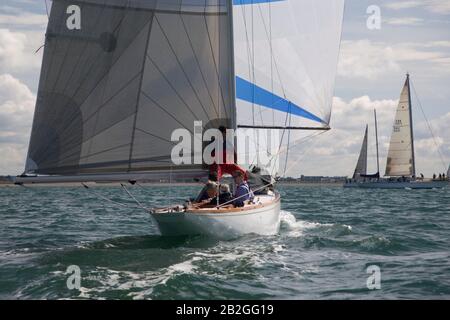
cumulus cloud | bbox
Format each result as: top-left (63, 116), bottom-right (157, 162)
top-left (0, 74), bottom-right (35, 175)
top-left (385, 17), bottom-right (424, 26)
top-left (338, 40), bottom-right (450, 80)
top-left (0, 12), bottom-right (48, 28)
top-left (0, 28), bottom-right (44, 75)
top-left (385, 0), bottom-right (450, 14)
top-left (338, 40), bottom-right (400, 79)
top-left (415, 111), bottom-right (450, 160)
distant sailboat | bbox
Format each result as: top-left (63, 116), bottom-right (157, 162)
top-left (352, 125), bottom-right (368, 179)
top-left (351, 116), bottom-right (381, 181)
top-left (345, 74), bottom-right (447, 190)
top-left (15, 0), bottom-right (345, 238)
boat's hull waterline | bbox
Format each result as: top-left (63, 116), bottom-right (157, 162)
top-left (150, 194), bottom-right (281, 240)
top-left (343, 180), bottom-right (448, 190)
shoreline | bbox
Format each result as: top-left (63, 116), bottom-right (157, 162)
top-left (0, 181), bottom-right (344, 188)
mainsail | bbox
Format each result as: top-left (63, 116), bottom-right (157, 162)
top-left (353, 125), bottom-right (368, 179)
top-left (25, 0), bottom-right (234, 178)
top-left (385, 74), bottom-right (416, 177)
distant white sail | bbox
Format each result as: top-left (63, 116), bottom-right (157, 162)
top-left (353, 125), bottom-right (368, 179)
top-left (385, 75), bottom-right (416, 177)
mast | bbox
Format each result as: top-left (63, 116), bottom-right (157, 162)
top-left (228, 0), bottom-right (237, 132)
top-left (407, 73), bottom-right (417, 177)
top-left (374, 109), bottom-right (380, 176)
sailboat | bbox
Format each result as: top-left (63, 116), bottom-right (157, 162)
top-left (15, 0), bottom-right (345, 239)
top-left (344, 74), bottom-right (448, 190)
top-left (349, 110), bottom-right (381, 181)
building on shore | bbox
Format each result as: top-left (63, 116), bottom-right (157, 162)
top-left (278, 176), bottom-right (347, 184)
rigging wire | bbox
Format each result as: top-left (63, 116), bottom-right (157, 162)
top-left (81, 183), bottom-right (145, 210)
top-left (35, 0), bottom-right (50, 53)
top-left (270, 130), bottom-right (329, 177)
top-left (280, 130), bottom-right (330, 177)
top-left (410, 81), bottom-right (447, 170)
top-left (121, 183), bottom-right (148, 210)
top-left (239, 3), bottom-right (277, 165)
top-left (214, 182), bottom-right (275, 209)
top-left (44, 0), bottom-right (49, 19)
top-left (283, 106), bottom-right (293, 177)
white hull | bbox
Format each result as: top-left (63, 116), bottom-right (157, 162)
top-left (344, 180), bottom-right (448, 190)
top-left (150, 194), bottom-right (281, 240)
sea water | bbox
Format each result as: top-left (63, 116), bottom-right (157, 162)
top-left (0, 185), bottom-right (449, 299)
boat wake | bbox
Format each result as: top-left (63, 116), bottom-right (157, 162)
top-left (279, 210), bottom-right (352, 238)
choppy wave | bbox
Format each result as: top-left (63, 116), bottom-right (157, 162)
top-left (280, 210), bottom-right (352, 238)
top-left (1, 185), bottom-right (449, 299)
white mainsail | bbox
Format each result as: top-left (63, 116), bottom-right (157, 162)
top-left (385, 74), bottom-right (416, 177)
top-left (353, 125), bottom-right (368, 179)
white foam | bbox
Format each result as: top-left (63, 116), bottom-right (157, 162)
top-left (70, 267), bottom-right (178, 300)
top-left (280, 211), bottom-right (322, 234)
top-left (168, 258), bottom-right (197, 273)
top-left (279, 210), bottom-right (340, 237)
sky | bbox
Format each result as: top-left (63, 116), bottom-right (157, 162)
top-left (0, 0), bottom-right (449, 177)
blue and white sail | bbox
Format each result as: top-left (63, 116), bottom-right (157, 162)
top-left (233, 0), bottom-right (345, 129)
top-left (232, 0), bottom-right (345, 174)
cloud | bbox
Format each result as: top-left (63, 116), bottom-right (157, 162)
top-left (338, 40), bottom-right (450, 80)
top-left (385, 1), bottom-right (423, 10)
top-left (0, 74), bottom-right (35, 175)
top-left (0, 13), bottom-right (47, 28)
top-left (0, 28), bottom-right (44, 75)
top-left (0, 9), bottom-right (47, 28)
top-left (415, 111), bottom-right (450, 159)
top-left (385, 0), bottom-right (450, 14)
top-left (338, 40), bottom-right (400, 79)
top-left (385, 17), bottom-right (424, 26)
